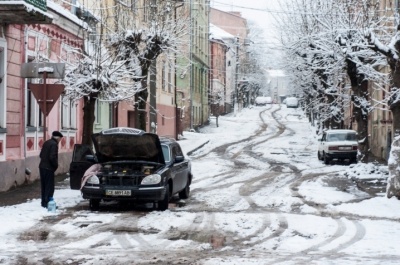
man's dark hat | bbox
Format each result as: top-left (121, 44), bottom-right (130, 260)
top-left (52, 131), bottom-right (63, 137)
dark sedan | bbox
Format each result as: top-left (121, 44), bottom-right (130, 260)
top-left (69, 127), bottom-right (192, 211)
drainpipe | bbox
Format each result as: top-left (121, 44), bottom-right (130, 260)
top-left (23, 26), bottom-right (29, 175)
top-left (174, 1), bottom-right (184, 139)
top-left (189, 0), bottom-right (193, 129)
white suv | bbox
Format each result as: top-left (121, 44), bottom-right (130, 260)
top-left (317, 129), bottom-right (358, 164)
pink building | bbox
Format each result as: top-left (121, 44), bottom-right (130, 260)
top-left (210, 8), bottom-right (248, 46)
top-left (0, 1), bottom-right (87, 191)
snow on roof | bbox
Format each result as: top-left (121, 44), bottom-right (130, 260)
top-left (209, 23), bottom-right (234, 41)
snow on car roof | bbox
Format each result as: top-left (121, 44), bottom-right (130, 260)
top-left (325, 129), bottom-right (356, 134)
top-left (101, 127), bottom-right (145, 135)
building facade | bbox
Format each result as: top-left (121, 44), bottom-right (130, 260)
top-left (0, 0), bottom-right (87, 191)
top-left (210, 8), bottom-right (248, 113)
top-left (176, 0), bottom-right (210, 131)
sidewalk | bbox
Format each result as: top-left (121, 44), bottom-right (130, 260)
top-left (178, 131), bottom-right (210, 156)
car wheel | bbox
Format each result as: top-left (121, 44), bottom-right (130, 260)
top-left (317, 151), bottom-right (322, 160)
top-left (179, 178), bottom-right (191, 199)
top-left (157, 184), bottom-right (170, 211)
top-left (89, 199), bottom-right (100, 211)
top-left (323, 153), bottom-right (330, 165)
top-left (350, 157), bottom-right (357, 164)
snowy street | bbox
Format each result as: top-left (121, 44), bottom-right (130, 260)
top-left (1, 104), bottom-right (399, 265)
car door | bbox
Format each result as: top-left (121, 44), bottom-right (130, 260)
top-left (69, 144), bottom-right (94, 190)
top-left (171, 144), bottom-right (189, 193)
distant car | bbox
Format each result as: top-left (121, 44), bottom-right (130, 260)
top-left (285, 97), bottom-right (299, 108)
top-left (255, 96), bottom-right (273, 106)
top-left (69, 127), bottom-right (192, 211)
top-left (317, 129), bottom-right (358, 164)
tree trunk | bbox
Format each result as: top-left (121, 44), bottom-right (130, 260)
top-left (136, 80), bottom-right (149, 131)
top-left (352, 80), bottom-right (369, 162)
top-left (82, 95), bottom-right (97, 145)
top-left (346, 58), bottom-right (370, 163)
top-left (390, 59), bottom-right (400, 137)
top-left (386, 58), bottom-right (400, 197)
top-left (387, 104), bottom-right (400, 198)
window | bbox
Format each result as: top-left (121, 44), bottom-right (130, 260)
top-left (0, 40), bottom-right (6, 129)
top-left (168, 64), bottom-right (172, 93)
top-left (26, 31), bottom-right (49, 129)
top-left (60, 44), bottom-right (78, 129)
top-left (95, 99), bottom-right (101, 124)
top-left (162, 62), bottom-right (166, 91)
top-left (26, 58), bottom-right (43, 129)
top-left (143, 0), bottom-right (147, 21)
top-left (61, 96), bottom-right (77, 129)
top-left (131, 0), bottom-right (136, 11)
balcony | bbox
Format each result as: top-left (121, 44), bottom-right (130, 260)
top-left (0, 0), bottom-right (52, 24)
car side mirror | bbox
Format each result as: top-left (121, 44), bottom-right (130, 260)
top-left (85, 154), bottom-right (98, 163)
top-left (175, 155), bottom-right (184, 163)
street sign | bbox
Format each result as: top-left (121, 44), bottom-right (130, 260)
top-left (21, 63), bottom-right (65, 79)
top-left (28, 83), bottom-right (65, 116)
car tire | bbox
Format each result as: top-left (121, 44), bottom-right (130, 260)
top-left (317, 151), bottom-right (322, 160)
top-left (350, 157), bottom-right (357, 164)
top-left (89, 199), bottom-right (100, 211)
top-left (157, 184), bottom-right (170, 211)
top-left (179, 178), bottom-right (191, 199)
top-left (323, 153), bottom-right (330, 165)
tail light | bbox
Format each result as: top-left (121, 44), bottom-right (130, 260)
top-left (353, 146), bottom-right (358, 150)
top-left (329, 146), bottom-right (338, 150)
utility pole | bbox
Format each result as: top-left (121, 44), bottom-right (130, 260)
top-left (234, 36), bottom-right (239, 116)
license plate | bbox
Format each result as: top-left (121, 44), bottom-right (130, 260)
top-left (106, 190), bottom-right (131, 196)
top-left (339, 146), bottom-right (352, 151)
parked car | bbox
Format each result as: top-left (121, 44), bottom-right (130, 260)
top-left (69, 127), bottom-right (192, 211)
top-left (285, 97), bottom-right (299, 108)
top-left (317, 129), bottom-right (358, 164)
top-left (255, 96), bottom-right (273, 106)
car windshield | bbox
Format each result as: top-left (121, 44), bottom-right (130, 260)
top-left (162, 145), bottom-right (171, 163)
top-left (327, 133), bottom-right (356, 142)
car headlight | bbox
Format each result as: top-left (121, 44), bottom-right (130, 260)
top-left (141, 174), bottom-right (161, 185)
top-left (87, 175), bottom-right (100, 185)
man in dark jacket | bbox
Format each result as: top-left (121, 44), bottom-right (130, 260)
top-left (39, 131), bottom-right (63, 208)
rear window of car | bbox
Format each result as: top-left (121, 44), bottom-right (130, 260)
top-left (327, 132), bottom-right (356, 141)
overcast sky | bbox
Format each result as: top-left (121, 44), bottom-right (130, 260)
top-left (210, 0), bottom-right (281, 41)
top-left (210, 0), bottom-right (284, 68)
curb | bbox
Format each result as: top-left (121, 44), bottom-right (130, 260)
top-left (186, 140), bottom-right (210, 156)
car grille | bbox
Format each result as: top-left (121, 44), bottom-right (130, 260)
top-left (101, 174), bottom-right (143, 186)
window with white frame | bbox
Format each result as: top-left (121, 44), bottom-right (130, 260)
top-left (162, 62), bottom-right (166, 91)
top-left (26, 31), bottom-right (49, 129)
top-left (168, 63), bottom-right (172, 93)
top-left (61, 96), bottom-right (77, 129)
top-left (60, 43), bottom-right (79, 130)
top-left (95, 99), bottom-right (101, 124)
top-left (0, 40), bottom-right (6, 129)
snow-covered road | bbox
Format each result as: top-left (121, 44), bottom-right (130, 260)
top-left (1, 105), bottom-right (398, 265)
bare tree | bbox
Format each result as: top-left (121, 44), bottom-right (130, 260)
top-left (276, 0), bottom-right (388, 161)
top-left (61, 0), bottom-right (188, 143)
top-left (109, 0), bottom-right (188, 130)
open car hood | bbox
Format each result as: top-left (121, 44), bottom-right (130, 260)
top-left (91, 127), bottom-right (165, 164)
